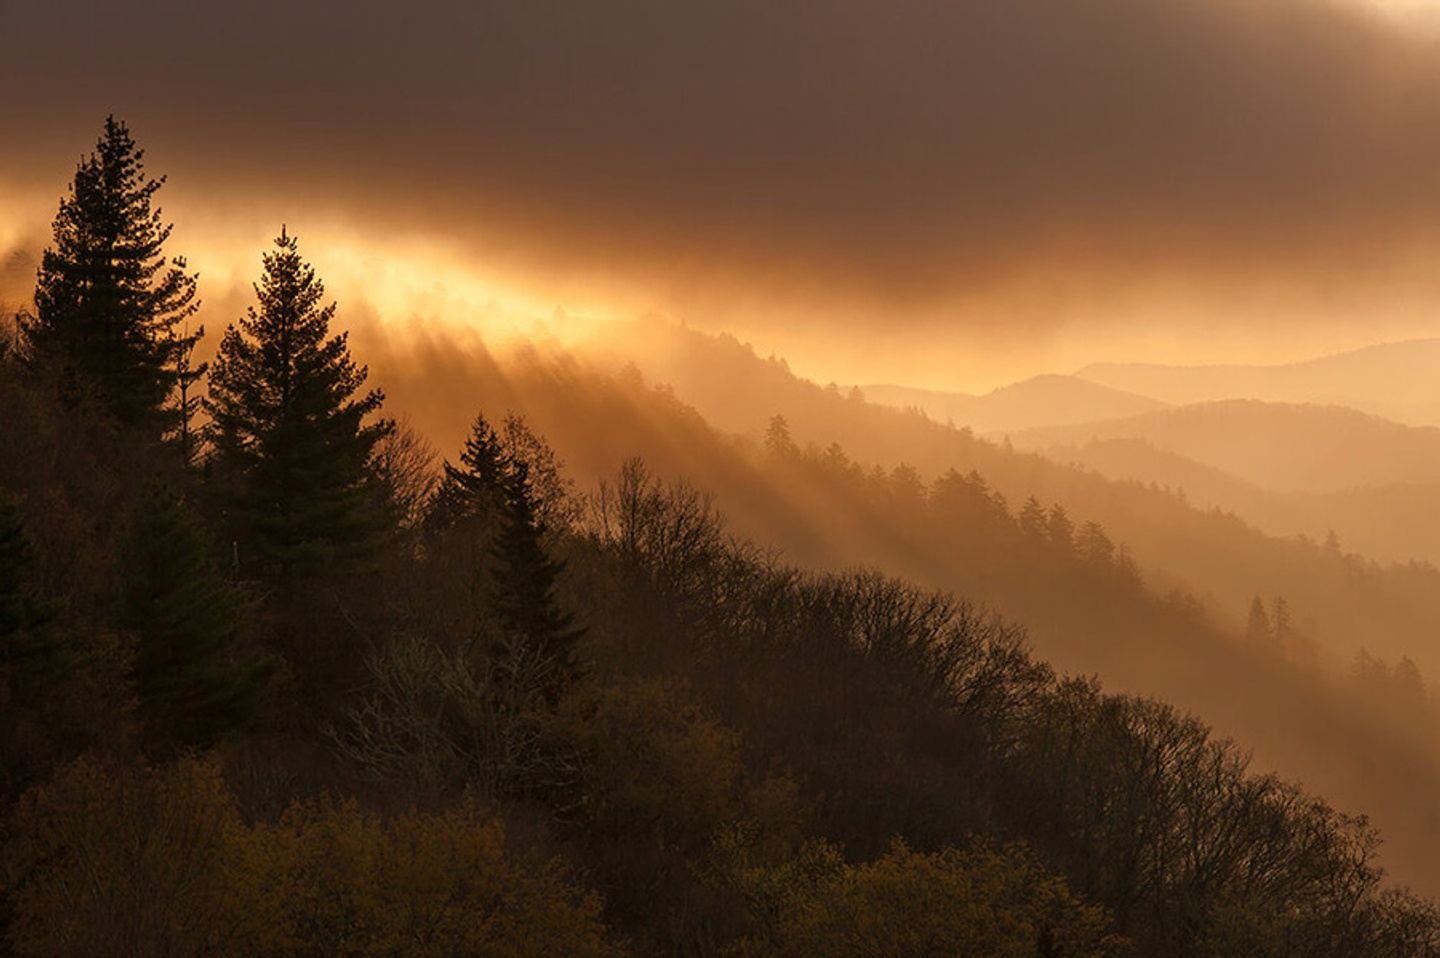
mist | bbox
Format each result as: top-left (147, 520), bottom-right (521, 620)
top-left (7, 4), bottom-right (1440, 954)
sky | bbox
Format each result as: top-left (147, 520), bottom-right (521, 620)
top-left (4, 0), bottom-right (1440, 389)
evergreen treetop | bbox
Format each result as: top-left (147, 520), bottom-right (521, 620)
top-left (205, 228), bottom-right (392, 593)
top-left (428, 413), bottom-right (509, 532)
top-left (26, 116), bottom-right (200, 435)
top-left (429, 412), bottom-right (582, 699)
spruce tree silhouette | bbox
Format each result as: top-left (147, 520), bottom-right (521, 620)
top-left (432, 413), bottom-right (582, 700)
top-left (428, 413), bottom-right (509, 533)
top-left (25, 116), bottom-right (200, 437)
top-left (488, 453), bottom-right (583, 702)
top-left (205, 228), bottom-right (391, 613)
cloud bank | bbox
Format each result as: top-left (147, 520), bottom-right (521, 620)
top-left (5, 0), bottom-right (1440, 380)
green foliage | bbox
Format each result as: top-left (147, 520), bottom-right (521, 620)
top-left (205, 228), bottom-right (392, 601)
top-left (23, 116), bottom-right (200, 435)
top-left (578, 459), bottom-right (1440, 956)
top-left (118, 483), bottom-right (275, 749)
top-left (9, 121), bottom-right (1440, 955)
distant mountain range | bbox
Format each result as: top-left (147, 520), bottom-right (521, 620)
top-left (1076, 339), bottom-right (1440, 427)
top-left (860, 375), bottom-right (1167, 435)
top-left (561, 317), bottom-right (1440, 659)
top-left (1009, 399), bottom-right (1440, 495)
top-left (1041, 436), bottom-right (1440, 566)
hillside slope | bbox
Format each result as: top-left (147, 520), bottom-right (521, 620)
top-left (557, 319), bottom-right (1440, 677)
top-left (355, 319), bottom-right (1440, 894)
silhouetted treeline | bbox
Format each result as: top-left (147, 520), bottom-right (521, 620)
top-left (4, 117), bottom-right (1440, 956)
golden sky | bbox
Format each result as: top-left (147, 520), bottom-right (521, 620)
top-left (5, 0), bottom-right (1440, 390)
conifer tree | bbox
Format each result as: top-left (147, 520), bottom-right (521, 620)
top-left (765, 414), bottom-right (798, 459)
top-left (1018, 497), bottom-right (1047, 538)
top-left (428, 413), bottom-right (509, 533)
top-left (1272, 596), bottom-right (1295, 646)
top-left (118, 484), bottom-right (273, 749)
top-left (1046, 504), bottom-right (1075, 552)
top-left (429, 413), bottom-right (582, 698)
top-left (25, 116), bottom-right (200, 435)
top-left (205, 229), bottom-right (392, 599)
top-left (1246, 596), bottom-right (1272, 642)
top-left (1077, 521), bottom-right (1115, 566)
top-left (489, 455), bottom-right (583, 701)
top-left (171, 323), bottom-right (206, 467)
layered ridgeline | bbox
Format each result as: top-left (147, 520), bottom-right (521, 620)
top-left (857, 375), bottom-right (1167, 435)
top-left (1007, 400), bottom-right (1440, 495)
top-left (1023, 431), bottom-right (1440, 569)
top-left (1001, 401), bottom-right (1440, 569)
top-left (1077, 339), bottom-right (1440, 428)
top-left (857, 345), bottom-right (1440, 568)
top-left (571, 318), bottom-right (1440, 676)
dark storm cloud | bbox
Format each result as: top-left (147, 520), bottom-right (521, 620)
top-left (6, 0), bottom-right (1440, 315)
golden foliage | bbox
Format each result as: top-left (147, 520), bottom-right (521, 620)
top-left (3, 757), bottom-right (625, 958)
top-left (559, 677), bottom-right (748, 848)
top-left (728, 839), bottom-right (1126, 958)
top-left (249, 798), bottom-right (623, 958)
top-left (2, 755), bottom-right (259, 957)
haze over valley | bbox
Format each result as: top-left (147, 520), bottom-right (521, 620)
top-left (6, 1), bottom-right (1440, 954)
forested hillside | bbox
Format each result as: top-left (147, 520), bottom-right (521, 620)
top-left (321, 329), bottom-right (1440, 894)
top-left (570, 317), bottom-right (1440, 678)
top-left (5, 118), bottom-right (1440, 957)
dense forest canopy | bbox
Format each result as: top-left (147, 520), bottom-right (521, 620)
top-left (4, 118), bottom-right (1440, 958)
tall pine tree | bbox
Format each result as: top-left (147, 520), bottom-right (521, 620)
top-left (25, 116), bottom-right (200, 436)
top-left (204, 229), bottom-right (392, 605)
